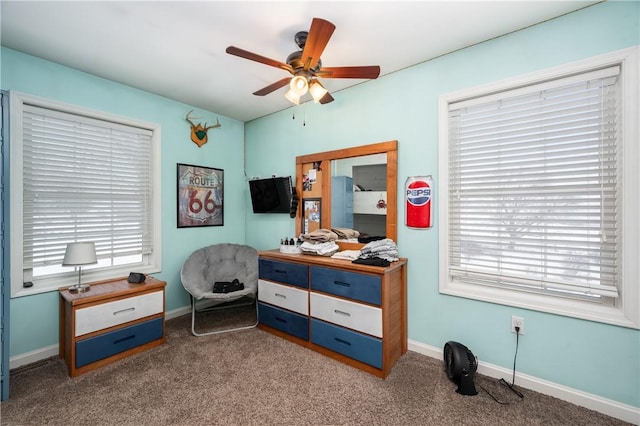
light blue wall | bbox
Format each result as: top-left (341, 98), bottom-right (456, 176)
top-left (1, 0), bottom-right (638, 412)
top-left (244, 1), bottom-right (640, 408)
top-left (1, 48), bottom-right (247, 356)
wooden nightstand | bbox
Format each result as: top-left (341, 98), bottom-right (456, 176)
top-left (59, 276), bottom-right (166, 377)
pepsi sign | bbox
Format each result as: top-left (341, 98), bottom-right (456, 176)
top-left (406, 183), bottom-right (431, 206)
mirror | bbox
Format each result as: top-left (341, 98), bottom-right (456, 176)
top-left (332, 153), bottom-right (387, 237)
top-left (295, 140), bottom-right (398, 245)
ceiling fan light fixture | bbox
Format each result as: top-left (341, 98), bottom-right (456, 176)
top-left (289, 75), bottom-right (308, 96)
top-left (227, 18), bottom-right (379, 107)
top-left (309, 80), bottom-right (329, 103)
top-left (285, 88), bottom-right (301, 105)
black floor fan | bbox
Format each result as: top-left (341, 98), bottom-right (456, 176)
top-left (443, 341), bottom-right (478, 396)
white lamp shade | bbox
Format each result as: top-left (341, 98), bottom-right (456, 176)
top-left (62, 242), bottom-right (97, 266)
top-left (289, 76), bottom-right (308, 96)
top-left (285, 88), bottom-right (301, 105)
top-left (309, 80), bottom-right (329, 103)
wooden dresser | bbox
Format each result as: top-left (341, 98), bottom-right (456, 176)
top-left (59, 276), bottom-right (166, 377)
top-left (257, 250), bottom-right (407, 378)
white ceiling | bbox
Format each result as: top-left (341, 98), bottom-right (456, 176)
top-left (1, 1), bottom-right (598, 122)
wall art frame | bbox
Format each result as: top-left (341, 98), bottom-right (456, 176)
top-left (177, 163), bottom-right (224, 228)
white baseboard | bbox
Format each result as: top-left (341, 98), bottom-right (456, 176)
top-left (165, 305), bottom-right (191, 320)
top-left (408, 339), bottom-right (640, 425)
top-left (9, 344), bottom-right (59, 370)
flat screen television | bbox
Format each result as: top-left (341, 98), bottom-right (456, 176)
top-left (248, 176), bottom-right (292, 213)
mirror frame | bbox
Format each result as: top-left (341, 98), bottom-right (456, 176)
top-left (295, 140), bottom-right (398, 244)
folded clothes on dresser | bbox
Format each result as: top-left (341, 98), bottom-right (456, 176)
top-left (300, 241), bottom-right (340, 256)
top-left (331, 227), bottom-right (360, 240)
top-left (331, 249), bottom-right (361, 261)
top-left (357, 238), bottom-right (399, 262)
top-left (352, 257), bottom-right (391, 267)
top-left (299, 228), bottom-right (338, 243)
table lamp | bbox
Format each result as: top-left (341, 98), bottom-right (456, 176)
top-left (62, 242), bottom-right (97, 293)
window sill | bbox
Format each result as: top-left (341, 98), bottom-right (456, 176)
top-left (11, 265), bottom-right (161, 298)
top-left (439, 278), bottom-right (639, 330)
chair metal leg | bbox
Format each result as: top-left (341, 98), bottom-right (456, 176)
top-left (190, 295), bottom-right (259, 337)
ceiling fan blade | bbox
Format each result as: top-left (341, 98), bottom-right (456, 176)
top-left (226, 46), bottom-right (294, 74)
top-left (317, 66), bottom-right (381, 79)
top-left (301, 18), bottom-right (336, 71)
top-left (253, 77), bottom-right (291, 96)
top-left (319, 92), bottom-right (334, 104)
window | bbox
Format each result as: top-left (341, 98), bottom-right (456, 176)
top-left (439, 47), bottom-right (639, 328)
top-left (10, 93), bottom-right (162, 297)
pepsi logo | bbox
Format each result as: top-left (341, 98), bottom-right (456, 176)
top-left (406, 181), bottom-right (431, 206)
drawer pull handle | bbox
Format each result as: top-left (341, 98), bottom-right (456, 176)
top-left (275, 269), bottom-right (288, 275)
top-left (114, 335), bottom-right (135, 345)
top-left (334, 309), bottom-right (351, 317)
top-left (334, 337), bottom-right (352, 346)
top-left (275, 293), bottom-right (287, 299)
top-left (275, 316), bottom-right (288, 324)
top-left (113, 307), bottom-right (135, 315)
top-left (334, 281), bottom-right (351, 287)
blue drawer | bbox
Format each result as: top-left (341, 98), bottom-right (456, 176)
top-left (310, 266), bottom-right (381, 305)
top-left (75, 317), bottom-right (163, 368)
top-left (311, 319), bottom-right (382, 369)
top-left (258, 302), bottom-right (309, 340)
top-left (259, 258), bottom-right (308, 289)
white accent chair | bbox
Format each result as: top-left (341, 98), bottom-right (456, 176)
top-left (180, 243), bottom-right (259, 336)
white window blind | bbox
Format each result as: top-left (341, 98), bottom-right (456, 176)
top-left (447, 66), bottom-right (620, 300)
top-left (22, 104), bottom-right (154, 273)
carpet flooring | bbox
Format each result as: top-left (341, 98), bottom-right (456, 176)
top-left (0, 305), bottom-right (630, 425)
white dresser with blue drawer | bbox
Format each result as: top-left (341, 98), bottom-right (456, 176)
top-left (59, 277), bottom-right (166, 377)
top-left (258, 250), bottom-right (407, 378)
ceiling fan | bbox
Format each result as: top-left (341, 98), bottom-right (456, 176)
top-left (226, 17), bottom-right (380, 105)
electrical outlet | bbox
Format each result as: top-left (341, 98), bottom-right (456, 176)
top-left (511, 316), bottom-right (525, 334)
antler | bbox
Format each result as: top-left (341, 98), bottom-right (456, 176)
top-left (205, 117), bottom-right (221, 131)
top-left (187, 110), bottom-right (221, 130)
top-left (185, 110), bottom-right (197, 127)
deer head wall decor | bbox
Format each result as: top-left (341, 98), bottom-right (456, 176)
top-left (185, 110), bottom-right (221, 147)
